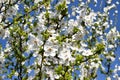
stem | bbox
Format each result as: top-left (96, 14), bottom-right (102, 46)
top-left (38, 40), bottom-right (46, 80)
top-left (18, 31), bottom-right (23, 80)
top-left (106, 62), bottom-right (111, 76)
top-left (63, 66), bottom-right (68, 80)
top-left (19, 35), bottom-right (22, 80)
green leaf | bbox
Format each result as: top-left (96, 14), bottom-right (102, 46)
top-left (75, 54), bottom-right (83, 65)
top-left (84, 77), bottom-right (90, 80)
top-left (41, 30), bottom-right (50, 40)
top-left (55, 65), bottom-right (65, 75)
top-left (76, 54), bottom-right (83, 61)
top-left (51, 17), bottom-right (59, 24)
top-left (56, 1), bottom-right (66, 11)
top-left (8, 70), bottom-right (15, 78)
top-left (95, 43), bottom-right (105, 54)
top-left (56, 35), bottom-right (66, 45)
top-left (65, 72), bottom-right (72, 80)
top-left (94, 23), bottom-right (98, 27)
top-left (73, 27), bottom-right (79, 34)
top-left (39, 46), bottom-right (44, 54)
top-left (61, 8), bottom-right (68, 16)
top-left (43, 0), bottom-right (51, 7)
top-left (45, 11), bottom-right (50, 19)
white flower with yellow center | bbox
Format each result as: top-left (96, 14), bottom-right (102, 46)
top-left (6, 4), bottom-right (18, 17)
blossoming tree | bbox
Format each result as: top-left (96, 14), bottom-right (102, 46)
top-left (0, 0), bottom-right (120, 80)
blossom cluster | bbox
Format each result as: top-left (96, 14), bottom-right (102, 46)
top-left (0, 0), bottom-right (120, 80)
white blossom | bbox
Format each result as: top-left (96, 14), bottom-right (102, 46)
top-left (14, 72), bottom-right (18, 76)
top-left (104, 4), bottom-right (116, 12)
top-left (106, 55), bottom-right (115, 61)
top-left (72, 32), bottom-right (83, 40)
top-left (6, 4), bottom-right (18, 17)
top-left (34, 0), bottom-right (43, 3)
top-left (0, 52), bottom-right (5, 64)
top-left (106, 77), bottom-right (111, 80)
top-left (58, 44), bottom-right (75, 65)
top-left (27, 34), bottom-right (43, 51)
top-left (94, 0), bottom-right (97, 3)
top-left (44, 40), bottom-right (58, 57)
top-left (84, 12), bottom-right (97, 26)
top-left (82, 49), bottom-right (93, 56)
top-left (116, 1), bottom-right (119, 5)
top-left (107, 0), bottom-right (112, 4)
top-left (0, 26), bottom-right (5, 38)
top-left (0, 0), bottom-right (6, 3)
top-left (107, 27), bottom-right (119, 41)
top-left (0, 0), bottom-right (119, 80)
top-left (0, 14), bottom-right (3, 22)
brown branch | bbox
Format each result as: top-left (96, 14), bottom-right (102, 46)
top-left (38, 41), bottom-right (46, 80)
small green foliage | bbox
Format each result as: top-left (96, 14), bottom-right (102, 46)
top-left (95, 43), bottom-right (105, 54)
top-left (72, 50), bottom-right (76, 56)
top-left (56, 0), bottom-right (68, 16)
top-left (51, 17), bottom-right (59, 24)
top-left (103, 16), bottom-right (107, 22)
top-left (55, 65), bottom-right (65, 75)
top-left (94, 23), bottom-right (98, 27)
top-left (8, 70), bottom-right (15, 79)
top-left (45, 11), bottom-right (49, 19)
top-left (61, 8), bottom-right (68, 16)
top-left (33, 21), bottom-right (37, 26)
top-left (24, 7), bottom-right (29, 12)
top-left (91, 71), bottom-right (97, 79)
top-left (73, 40), bottom-right (81, 48)
top-left (56, 1), bottom-right (66, 11)
top-left (41, 30), bottom-right (50, 40)
top-left (22, 77), bottom-right (28, 80)
top-left (75, 54), bottom-right (83, 65)
top-left (43, 0), bottom-right (51, 7)
top-left (56, 35), bottom-right (66, 45)
top-left (76, 54), bottom-right (83, 62)
top-left (65, 72), bottom-right (72, 80)
top-left (39, 46), bottom-right (44, 54)
top-left (73, 27), bottom-right (79, 34)
top-left (84, 77), bottom-right (90, 80)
